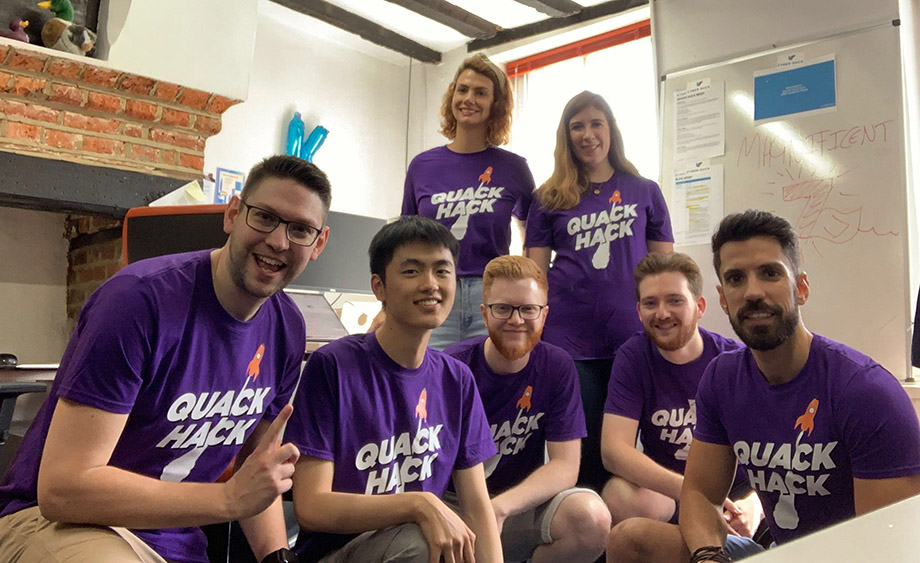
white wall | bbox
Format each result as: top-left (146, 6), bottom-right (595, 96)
top-left (204, 1), bottom-right (412, 219)
top-left (651, 0), bottom-right (900, 76)
top-left (0, 208), bottom-right (69, 363)
top-left (405, 47), bottom-right (467, 162)
top-left (103, 0), bottom-right (259, 100)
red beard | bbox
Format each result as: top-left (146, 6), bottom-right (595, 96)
top-left (489, 324), bottom-right (544, 361)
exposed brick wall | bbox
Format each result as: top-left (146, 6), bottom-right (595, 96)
top-left (0, 43), bottom-right (241, 180)
top-left (65, 215), bottom-right (124, 327)
top-left (0, 42), bottom-right (243, 327)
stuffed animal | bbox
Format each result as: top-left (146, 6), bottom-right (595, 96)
top-left (42, 18), bottom-right (95, 55)
top-left (36, 0), bottom-right (74, 22)
top-left (0, 19), bottom-right (30, 43)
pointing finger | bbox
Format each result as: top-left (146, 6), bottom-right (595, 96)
top-left (258, 404), bottom-right (294, 451)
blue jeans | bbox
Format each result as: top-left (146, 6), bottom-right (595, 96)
top-left (428, 277), bottom-right (487, 350)
top-left (724, 535), bottom-right (765, 560)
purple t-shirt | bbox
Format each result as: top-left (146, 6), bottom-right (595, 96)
top-left (525, 173), bottom-right (673, 359)
top-left (694, 334), bottom-right (920, 545)
top-left (445, 337), bottom-right (586, 495)
top-left (0, 250), bottom-right (305, 563)
top-left (605, 328), bottom-right (741, 475)
top-left (286, 333), bottom-right (496, 559)
top-left (402, 146), bottom-right (535, 277)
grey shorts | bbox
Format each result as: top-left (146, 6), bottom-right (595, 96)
top-left (445, 487), bottom-right (601, 563)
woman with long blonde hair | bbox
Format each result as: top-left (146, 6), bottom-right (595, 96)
top-left (525, 91), bottom-right (674, 491)
top-left (402, 53), bottom-right (536, 349)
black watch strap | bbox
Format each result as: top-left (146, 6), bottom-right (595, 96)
top-left (261, 547), bottom-right (298, 563)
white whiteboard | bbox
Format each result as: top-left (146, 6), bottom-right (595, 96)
top-left (659, 24), bottom-right (911, 377)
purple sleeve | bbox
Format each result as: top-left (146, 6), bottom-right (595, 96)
top-left (546, 355), bottom-right (586, 442)
top-left (57, 276), bottom-right (153, 414)
top-left (285, 350), bottom-right (337, 461)
top-left (646, 181), bottom-right (674, 242)
top-left (691, 359), bottom-right (730, 445)
top-left (264, 311), bottom-right (307, 420)
top-left (511, 160), bottom-right (536, 221)
top-left (401, 162), bottom-right (418, 216)
top-left (455, 367), bottom-right (498, 469)
top-left (838, 366), bottom-right (920, 479)
top-left (524, 200), bottom-right (553, 249)
top-left (604, 346), bottom-right (643, 420)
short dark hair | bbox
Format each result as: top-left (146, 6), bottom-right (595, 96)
top-left (240, 155), bottom-right (332, 217)
top-left (634, 251), bottom-right (703, 299)
top-left (712, 210), bottom-right (801, 279)
top-left (369, 216), bottom-right (459, 282)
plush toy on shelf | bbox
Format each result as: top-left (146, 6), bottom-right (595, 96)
top-left (41, 19), bottom-right (95, 55)
top-left (0, 18), bottom-right (30, 43)
top-left (37, 0), bottom-right (96, 56)
top-left (36, 0), bottom-right (74, 22)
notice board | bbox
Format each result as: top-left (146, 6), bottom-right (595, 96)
top-left (659, 23), bottom-right (911, 376)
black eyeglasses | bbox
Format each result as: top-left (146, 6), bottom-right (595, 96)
top-left (241, 202), bottom-right (322, 246)
top-left (486, 303), bottom-right (546, 320)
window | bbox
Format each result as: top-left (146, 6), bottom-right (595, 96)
top-left (505, 19), bottom-right (659, 226)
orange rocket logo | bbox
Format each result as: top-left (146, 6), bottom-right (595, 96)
top-left (415, 388), bottom-right (428, 422)
top-left (516, 386), bottom-right (533, 412)
top-left (609, 190), bottom-right (622, 204)
top-left (478, 166), bottom-right (493, 184)
top-left (794, 398), bottom-right (819, 437)
top-left (246, 344), bottom-right (265, 379)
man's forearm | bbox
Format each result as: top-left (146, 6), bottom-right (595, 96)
top-left (461, 493), bottom-right (503, 562)
top-left (678, 489), bottom-right (729, 553)
top-left (239, 497), bottom-right (290, 560)
top-left (38, 465), bottom-right (237, 529)
top-left (606, 444), bottom-right (684, 499)
top-left (491, 459), bottom-right (577, 520)
top-left (295, 490), bottom-right (431, 534)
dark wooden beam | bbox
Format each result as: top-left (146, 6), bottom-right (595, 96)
top-left (469, 0), bottom-right (647, 51)
top-left (385, 0), bottom-right (499, 39)
top-left (513, 0), bottom-right (583, 18)
top-left (271, 0), bottom-right (441, 63)
top-left (0, 151), bottom-right (186, 217)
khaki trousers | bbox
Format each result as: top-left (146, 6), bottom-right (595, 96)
top-left (0, 506), bottom-right (170, 563)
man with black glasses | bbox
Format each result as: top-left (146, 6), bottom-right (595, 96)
top-left (444, 255), bottom-right (611, 563)
top-left (0, 155), bottom-right (329, 563)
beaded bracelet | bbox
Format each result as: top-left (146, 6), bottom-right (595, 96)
top-left (689, 545), bottom-right (732, 563)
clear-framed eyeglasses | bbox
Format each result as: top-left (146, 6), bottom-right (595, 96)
top-left (486, 303), bottom-right (546, 320)
top-left (242, 202), bottom-right (322, 246)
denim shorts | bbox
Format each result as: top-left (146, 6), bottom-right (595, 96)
top-left (428, 276), bottom-right (488, 350)
top-left (724, 534), bottom-right (766, 560)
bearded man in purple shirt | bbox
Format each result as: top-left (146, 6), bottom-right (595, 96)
top-left (613, 210), bottom-right (920, 563)
top-left (603, 251), bottom-right (762, 562)
top-left (0, 155), bottom-right (332, 563)
top-left (444, 255), bottom-right (611, 563)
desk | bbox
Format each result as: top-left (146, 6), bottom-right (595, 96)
top-left (749, 494), bottom-right (920, 561)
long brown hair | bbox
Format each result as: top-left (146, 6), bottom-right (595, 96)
top-left (439, 54), bottom-right (514, 146)
top-left (537, 91), bottom-right (640, 211)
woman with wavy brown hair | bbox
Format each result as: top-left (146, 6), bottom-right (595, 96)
top-left (525, 91), bottom-right (674, 491)
top-left (402, 53), bottom-right (536, 350)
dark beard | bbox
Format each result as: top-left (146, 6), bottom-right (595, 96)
top-left (489, 325), bottom-right (544, 362)
top-left (729, 299), bottom-right (799, 351)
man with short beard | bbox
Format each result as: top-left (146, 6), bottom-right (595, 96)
top-left (675, 210), bottom-right (920, 563)
top-left (444, 255), bottom-right (611, 563)
top-left (601, 252), bottom-right (764, 563)
top-left (0, 155), bottom-right (331, 563)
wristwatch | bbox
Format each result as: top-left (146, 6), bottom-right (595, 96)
top-left (261, 548), bottom-right (298, 563)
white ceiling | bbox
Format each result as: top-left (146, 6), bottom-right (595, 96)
top-left (319, 0), bottom-right (618, 53)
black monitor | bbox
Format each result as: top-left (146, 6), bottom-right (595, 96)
top-left (123, 204), bottom-right (385, 294)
